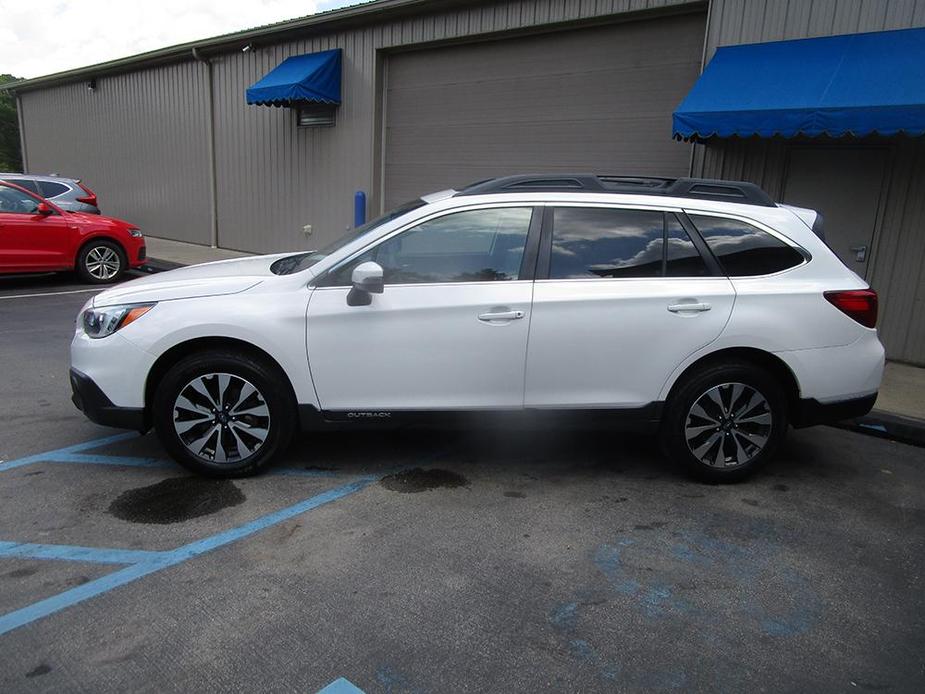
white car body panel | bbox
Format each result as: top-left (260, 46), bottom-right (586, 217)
top-left (525, 277), bottom-right (735, 407)
top-left (70, 185), bottom-right (885, 432)
top-left (75, 276), bottom-right (319, 409)
top-left (307, 281), bottom-right (533, 409)
top-left (71, 328), bottom-right (157, 408)
top-left (91, 253), bottom-right (294, 307)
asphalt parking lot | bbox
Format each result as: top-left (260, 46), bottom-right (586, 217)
top-left (1, 272), bottom-right (924, 693)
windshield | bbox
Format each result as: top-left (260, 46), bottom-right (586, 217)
top-left (270, 199), bottom-right (427, 275)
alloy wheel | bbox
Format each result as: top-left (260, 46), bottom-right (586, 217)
top-left (85, 246), bottom-right (121, 280)
top-left (684, 382), bottom-right (772, 468)
top-left (172, 373), bottom-right (271, 463)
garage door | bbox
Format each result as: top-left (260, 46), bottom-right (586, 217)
top-left (383, 12), bottom-right (706, 208)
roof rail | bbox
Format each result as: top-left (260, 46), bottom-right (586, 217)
top-left (456, 174), bottom-right (777, 207)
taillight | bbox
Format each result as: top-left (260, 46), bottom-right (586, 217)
top-left (824, 289), bottom-right (878, 328)
top-left (76, 181), bottom-right (97, 207)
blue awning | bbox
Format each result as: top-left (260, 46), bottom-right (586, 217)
top-left (246, 49), bottom-right (341, 106)
top-left (673, 28), bottom-right (925, 140)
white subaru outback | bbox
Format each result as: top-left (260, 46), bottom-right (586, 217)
top-left (70, 175), bottom-right (884, 481)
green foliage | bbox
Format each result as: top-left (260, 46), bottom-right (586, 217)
top-left (0, 75), bottom-right (24, 172)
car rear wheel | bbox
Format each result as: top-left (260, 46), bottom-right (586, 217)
top-left (660, 361), bottom-right (788, 482)
top-left (76, 240), bottom-right (126, 283)
top-left (153, 350), bottom-right (296, 477)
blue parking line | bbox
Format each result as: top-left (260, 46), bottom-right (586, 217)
top-left (0, 475), bottom-right (379, 636)
top-left (169, 476), bottom-right (376, 561)
top-left (0, 541), bottom-right (168, 565)
top-left (268, 467), bottom-right (340, 478)
top-left (0, 561), bottom-right (172, 636)
top-left (0, 432), bottom-right (139, 472)
top-left (47, 453), bottom-right (171, 468)
top-left (1, 437), bottom-right (344, 478)
top-left (317, 678), bottom-right (367, 694)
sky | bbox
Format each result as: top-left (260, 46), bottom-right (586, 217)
top-left (0, 0), bottom-right (358, 79)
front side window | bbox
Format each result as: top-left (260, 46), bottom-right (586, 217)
top-left (272, 199), bottom-right (427, 275)
top-left (689, 214), bottom-right (805, 277)
top-left (328, 207), bottom-right (533, 285)
top-left (550, 207), bottom-right (664, 279)
top-left (4, 178), bottom-right (39, 194)
top-left (0, 187), bottom-right (41, 214)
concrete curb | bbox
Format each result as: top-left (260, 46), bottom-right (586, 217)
top-left (833, 409), bottom-right (925, 448)
top-left (138, 257), bottom-right (184, 273)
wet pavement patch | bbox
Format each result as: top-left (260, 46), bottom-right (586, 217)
top-left (107, 477), bottom-right (245, 524)
top-left (25, 664), bottom-right (51, 678)
top-left (379, 468), bottom-right (468, 493)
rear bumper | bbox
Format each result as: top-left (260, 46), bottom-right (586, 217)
top-left (70, 368), bottom-right (147, 432)
top-left (792, 392), bottom-right (878, 428)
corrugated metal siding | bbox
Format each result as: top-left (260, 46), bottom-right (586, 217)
top-left (703, 0), bottom-right (925, 60)
top-left (19, 0), bottom-right (701, 252)
top-left (209, 0), bottom-right (702, 253)
top-left (382, 12), bottom-right (705, 207)
top-left (18, 62), bottom-right (213, 245)
top-left (694, 0), bottom-right (925, 363)
top-left (184, 0), bottom-right (708, 252)
top-left (700, 137), bottom-right (925, 365)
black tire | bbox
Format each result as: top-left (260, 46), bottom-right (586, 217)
top-left (152, 350), bottom-right (297, 477)
top-left (76, 239), bottom-right (126, 284)
top-left (660, 360), bottom-right (788, 482)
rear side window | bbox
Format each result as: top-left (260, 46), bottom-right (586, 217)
top-left (550, 208), bottom-right (664, 279)
top-left (690, 214), bottom-right (805, 277)
top-left (38, 181), bottom-right (69, 198)
top-left (548, 208), bottom-right (709, 279)
top-left (665, 215), bottom-right (709, 277)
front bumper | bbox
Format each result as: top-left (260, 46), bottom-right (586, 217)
top-left (792, 392), bottom-right (878, 428)
top-left (70, 368), bottom-right (147, 432)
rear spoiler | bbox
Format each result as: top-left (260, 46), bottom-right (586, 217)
top-left (781, 204), bottom-right (825, 242)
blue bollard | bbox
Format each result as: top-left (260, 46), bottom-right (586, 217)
top-left (354, 191), bottom-right (367, 227)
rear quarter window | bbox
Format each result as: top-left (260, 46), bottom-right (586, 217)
top-left (689, 214), bottom-right (805, 277)
top-left (38, 181), bottom-right (70, 198)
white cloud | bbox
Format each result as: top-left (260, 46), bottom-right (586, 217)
top-left (0, 0), bottom-right (360, 79)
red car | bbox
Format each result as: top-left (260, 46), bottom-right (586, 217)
top-left (0, 180), bottom-right (145, 283)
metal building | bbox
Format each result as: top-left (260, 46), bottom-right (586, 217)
top-left (7, 0), bottom-right (925, 364)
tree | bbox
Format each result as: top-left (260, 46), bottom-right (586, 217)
top-left (0, 74), bottom-right (24, 172)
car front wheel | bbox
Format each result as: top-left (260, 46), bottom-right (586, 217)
top-left (152, 350), bottom-right (296, 477)
top-left (76, 240), bottom-right (126, 283)
top-left (661, 361), bottom-right (788, 482)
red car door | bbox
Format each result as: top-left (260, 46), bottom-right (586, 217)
top-left (0, 184), bottom-right (74, 272)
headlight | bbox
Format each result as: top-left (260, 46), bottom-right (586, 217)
top-left (82, 303), bottom-right (155, 339)
top-left (128, 228), bottom-right (143, 238)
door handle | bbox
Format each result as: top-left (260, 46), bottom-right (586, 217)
top-left (478, 309), bottom-right (525, 322)
top-left (667, 302), bottom-right (712, 313)
top-left (850, 245), bottom-right (868, 263)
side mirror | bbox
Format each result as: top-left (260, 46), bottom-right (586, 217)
top-left (36, 202), bottom-right (53, 216)
top-left (347, 261), bottom-right (384, 306)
